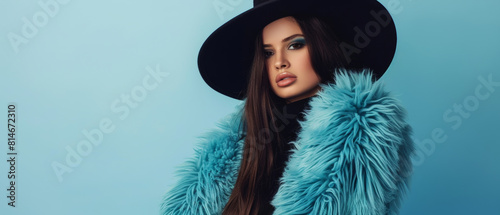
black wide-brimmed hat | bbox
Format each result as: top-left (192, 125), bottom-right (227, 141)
top-left (198, 0), bottom-right (397, 100)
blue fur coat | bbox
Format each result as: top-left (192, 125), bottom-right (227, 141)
top-left (161, 71), bottom-right (415, 215)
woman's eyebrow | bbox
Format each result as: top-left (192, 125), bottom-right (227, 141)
top-left (263, 34), bottom-right (304, 48)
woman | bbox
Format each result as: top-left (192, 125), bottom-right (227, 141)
top-left (161, 0), bottom-right (414, 214)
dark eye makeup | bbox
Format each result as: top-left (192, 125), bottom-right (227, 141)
top-left (263, 37), bottom-right (306, 58)
top-left (264, 50), bottom-right (274, 58)
top-left (288, 38), bottom-right (306, 50)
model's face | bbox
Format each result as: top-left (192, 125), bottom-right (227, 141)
top-left (262, 16), bottom-right (321, 103)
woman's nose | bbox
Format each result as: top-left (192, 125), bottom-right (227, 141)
top-left (274, 51), bottom-right (289, 70)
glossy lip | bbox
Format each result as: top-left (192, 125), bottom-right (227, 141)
top-left (275, 72), bottom-right (297, 87)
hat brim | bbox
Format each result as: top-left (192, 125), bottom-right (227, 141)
top-left (198, 0), bottom-right (397, 100)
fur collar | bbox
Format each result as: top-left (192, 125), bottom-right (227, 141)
top-left (161, 70), bottom-right (414, 215)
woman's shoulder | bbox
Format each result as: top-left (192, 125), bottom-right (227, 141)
top-left (303, 69), bottom-right (409, 132)
top-left (160, 103), bottom-right (246, 214)
top-left (272, 69), bottom-right (414, 214)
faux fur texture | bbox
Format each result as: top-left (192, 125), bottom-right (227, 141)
top-left (160, 70), bottom-right (415, 215)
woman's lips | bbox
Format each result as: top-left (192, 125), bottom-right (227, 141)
top-left (276, 72), bottom-right (297, 87)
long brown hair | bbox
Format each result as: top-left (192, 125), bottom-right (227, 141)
top-left (222, 15), bottom-right (348, 215)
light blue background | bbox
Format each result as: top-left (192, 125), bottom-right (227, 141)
top-left (1, 0), bottom-right (499, 214)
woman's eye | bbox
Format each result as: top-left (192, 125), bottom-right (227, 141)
top-left (289, 42), bottom-right (304, 50)
top-left (264, 50), bottom-right (273, 58)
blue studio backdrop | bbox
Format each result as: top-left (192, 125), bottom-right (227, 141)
top-left (1, 0), bottom-right (499, 214)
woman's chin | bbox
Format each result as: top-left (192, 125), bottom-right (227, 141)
top-left (274, 86), bottom-right (321, 103)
